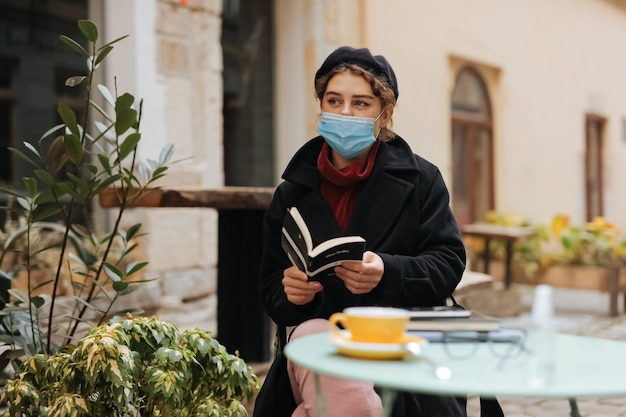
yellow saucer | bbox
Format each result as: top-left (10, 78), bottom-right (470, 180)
top-left (330, 333), bottom-right (427, 360)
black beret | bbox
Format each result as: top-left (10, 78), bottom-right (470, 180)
top-left (314, 46), bottom-right (399, 99)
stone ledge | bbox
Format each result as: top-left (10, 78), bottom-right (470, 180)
top-left (99, 187), bottom-right (275, 210)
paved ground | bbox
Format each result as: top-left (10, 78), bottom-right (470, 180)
top-left (155, 283), bottom-right (626, 416)
top-left (466, 284), bottom-right (626, 417)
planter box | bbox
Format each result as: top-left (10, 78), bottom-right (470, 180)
top-left (471, 259), bottom-right (626, 316)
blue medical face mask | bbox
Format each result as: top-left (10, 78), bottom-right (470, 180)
top-left (317, 111), bottom-right (383, 159)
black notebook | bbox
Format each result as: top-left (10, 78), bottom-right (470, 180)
top-left (404, 306), bottom-right (499, 331)
top-left (406, 317), bottom-right (500, 332)
top-left (406, 306), bottom-right (471, 319)
top-left (281, 207), bottom-right (365, 281)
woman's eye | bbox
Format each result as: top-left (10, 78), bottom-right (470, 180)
top-left (327, 98), bottom-right (341, 106)
top-left (354, 101), bottom-right (369, 108)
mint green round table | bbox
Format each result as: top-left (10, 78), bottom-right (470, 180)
top-left (284, 332), bottom-right (626, 416)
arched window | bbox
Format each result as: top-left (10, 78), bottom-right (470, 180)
top-left (451, 67), bottom-right (494, 225)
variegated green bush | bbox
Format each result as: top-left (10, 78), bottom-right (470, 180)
top-left (1, 316), bottom-right (259, 417)
top-left (3, 317), bottom-right (259, 417)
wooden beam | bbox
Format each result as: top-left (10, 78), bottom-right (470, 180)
top-left (98, 186), bottom-right (276, 210)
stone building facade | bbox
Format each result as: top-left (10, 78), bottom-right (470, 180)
top-left (90, 0), bottom-right (226, 333)
top-left (4, 0), bottom-right (626, 348)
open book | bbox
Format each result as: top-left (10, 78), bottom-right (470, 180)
top-left (281, 207), bottom-right (365, 281)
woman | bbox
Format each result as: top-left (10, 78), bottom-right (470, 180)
top-left (257, 46), bottom-right (468, 417)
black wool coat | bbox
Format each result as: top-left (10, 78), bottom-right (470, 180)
top-left (259, 135), bottom-right (466, 326)
top-left (257, 135), bottom-right (469, 417)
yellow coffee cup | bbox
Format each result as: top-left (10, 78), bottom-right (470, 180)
top-left (329, 307), bottom-right (410, 344)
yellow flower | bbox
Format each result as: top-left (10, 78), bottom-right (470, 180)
top-left (550, 214), bottom-right (570, 238)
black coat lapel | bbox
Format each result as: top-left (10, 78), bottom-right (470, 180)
top-left (294, 193), bottom-right (342, 244)
top-left (347, 158), bottom-right (415, 248)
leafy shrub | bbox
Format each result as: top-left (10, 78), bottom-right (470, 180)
top-left (467, 211), bottom-right (626, 278)
top-left (1, 316), bottom-right (259, 417)
top-left (0, 20), bottom-right (171, 374)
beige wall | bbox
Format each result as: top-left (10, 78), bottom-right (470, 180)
top-left (96, 0), bottom-right (223, 321)
top-left (274, 0), bottom-right (626, 227)
top-left (90, 0), bottom-right (626, 317)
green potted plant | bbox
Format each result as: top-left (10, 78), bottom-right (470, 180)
top-left (466, 211), bottom-right (626, 278)
top-left (1, 315), bottom-right (259, 417)
top-left (0, 19), bottom-right (169, 371)
top-left (0, 19), bottom-right (260, 413)
top-left (466, 212), bottom-right (626, 315)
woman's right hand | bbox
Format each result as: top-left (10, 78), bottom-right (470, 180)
top-left (282, 266), bottom-right (323, 305)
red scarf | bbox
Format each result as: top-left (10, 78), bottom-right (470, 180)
top-left (317, 141), bottom-right (380, 233)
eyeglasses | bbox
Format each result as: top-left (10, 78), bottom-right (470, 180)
top-left (438, 329), bottom-right (529, 369)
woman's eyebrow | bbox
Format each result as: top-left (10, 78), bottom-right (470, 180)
top-left (324, 90), bottom-right (375, 100)
top-left (352, 94), bottom-right (375, 100)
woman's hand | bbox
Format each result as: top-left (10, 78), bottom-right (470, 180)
top-left (334, 251), bottom-right (384, 294)
top-left (282, 265), bottom-right (323, 305)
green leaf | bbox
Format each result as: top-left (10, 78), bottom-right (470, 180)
top-left (78, 19), bottom-right (98, 42)
top-left (58, 103), bottom-right (80, 137)
top-left (138, 164), bottom-right (150, 183)
top-left (40, 123), bottom-right (66, 141)
top-left (94, 45), bottom-right (113, 66)
top-left (23, 141), bottom-right (41, 159)
top-left (147, 159), bottom-right (160, 171)
top-left (83, 163), bottom-right (98, 175)
top-left (163, 347), bottom-right (183, 362)
top-left (104, 263), bottom-right (123, 282)
top-left (59, 35), bottom-right (90, 58)
top-left (150, 166), bottom-right (169, 181)
top-left (65, 75), bottom-right (86, 87)
top-left (101, 34), bottom-right (129, 50)
top-left (22, 177), bottom-right (37, 197)
top-left (126, 261), bottom-right (148, 276)
top-left (34, 169), bottom-right (55, 185)
top-left (0, 186), bottom-right (25, 199)
top-left (64, 134), bottom-right (84, 165)
top-left (159, 143), bottom-right (174, 165)
top-left (8, 147), bottom-right (39, 169)
top-left (45, 135), bottom-right (67, 169)
top-left (115, 108), bottom-right (137, 136)
top-left (17, 196), bottom-right (31, 210)
top-left (37, 182), bottom-right (66, 201)
top-left (56, 183), bottom-right (82, 200)
top-left (112, 281), bottom-right (129, 292)
top-left (97, 84), bottom-right (115, 107)
top-left (93, 174), bottom-right (123, 192)
top-left (117, 133), bottom-right (141, 162)
top-left (97, 152), bottom-right (111, 171)
top-left (126, 223), bottom-right (142, 241)
top-left (116, 93), bottom-right (135, 110)
top-left (66, 172), bottom-right (89, 194)
top-left (30, 296), bottom-right (46, 309)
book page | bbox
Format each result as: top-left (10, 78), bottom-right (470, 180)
top-left (288, 207), bottom-right (313, 253)
top-left (281, 228), bottom-right (307, 272)
top-left (309, 235), bottom-right (365, 258)
top-left (307, 238), bottom-right (366, 277)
